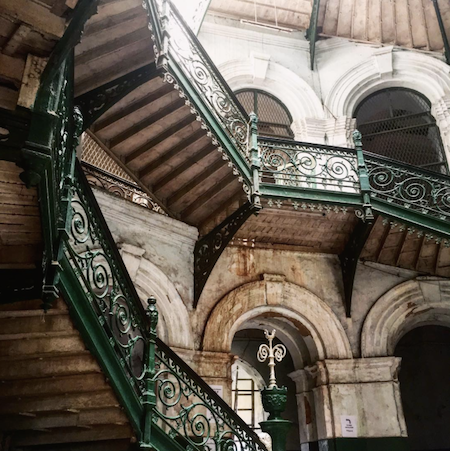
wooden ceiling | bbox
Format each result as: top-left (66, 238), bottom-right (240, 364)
top-left (208, 0), bottom-right (450, 53)
top-left (0, 0), bottom-right (75, 110)
top-left (75, 0), bottom-right (247, 231)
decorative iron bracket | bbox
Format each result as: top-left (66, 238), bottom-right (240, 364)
top-left (194, 201), bottom-right (261, 307)
top-left (75, 62), bottom-right (161, 130)
top-left (339, 218), bottom-right (375, 317)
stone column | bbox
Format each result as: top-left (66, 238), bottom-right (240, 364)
top-left (291, 358), bottom-right (409, 450)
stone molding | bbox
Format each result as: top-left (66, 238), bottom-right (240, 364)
top-left (202, 277), bottom-right (352, 361)
top-left (361, 278), bottom-right (450, 357)
top-left (120, 244), bottom-right (195, 349)
top-left (324, 50), bottom-right (450, 164)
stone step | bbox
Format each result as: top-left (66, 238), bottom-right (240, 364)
top-left (0, 333), bottom-right (86, 359)
top-left (0, 353), bottom-right (101, 380)
top-left (0, 407), bottom-right (128, 431)
top-left (0, 373), bottom-right (109, 398)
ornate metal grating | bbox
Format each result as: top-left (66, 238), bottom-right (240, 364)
top-left (258, 138), bottom-right (360, 193)
top-left (365, 153), bottom-right (450, 222)
top-left (81, 133), bottom-right (167, 215)
top-left (236, 89), bottom-right (294, 140)
top-left (355, 88), bottom-right (449, 174)
top-left (81, 133), bottom-right (135, 182)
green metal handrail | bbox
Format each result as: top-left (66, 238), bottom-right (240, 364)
top-left (144, 0), bottom-right (253, 184)
top-left (60, 162), bottom-right (269, 451)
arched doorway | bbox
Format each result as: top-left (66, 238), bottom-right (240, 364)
top-left (395, 325), bottom-right (450, 451)
top-left (231, 328), bottom-right (300, 451)
top-left (354, 88), bottom-right (448, 174)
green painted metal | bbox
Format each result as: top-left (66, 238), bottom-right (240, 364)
top-left (194, 201), bottom-right (259, 306)
top-left (37, 0), bottom-right (98, 103)
top-left (58, 255), bottom-right (144, 435)
top-left (306, 0), bottom-right (321, 70)
top-left (75, 63), bottom-right (161, 130)
top-left (168, 60), bottom-right (253, 185)
top-left (432, 0), bottom-right (450, 65)
top-left (339, 219), bottom-right (375, 317)
top-left (260, 387), bottom-right (292, 451)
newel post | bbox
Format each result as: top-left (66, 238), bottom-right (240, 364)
top-left (258, 329), bottom-right (292, 451)
top-left (249, 112), bottom-right (262, 209)
top-left (140, 296), bottom-right (158, 449)
top-left (353, 130), bottom-right (374, 222)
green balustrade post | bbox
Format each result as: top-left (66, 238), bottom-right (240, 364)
top-left (353, 129), bottom-right (374, 222)
top-left (141, 296), bottom-right (159, 449)
top-left (250, 112), bottom-right (261, 209)
top-left (258, 330), bottom-right (292, 451)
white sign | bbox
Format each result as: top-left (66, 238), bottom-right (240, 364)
top-left (209, 385), bottom-right (223, 398)
top-left (340, 415), bottom-right (358, 437)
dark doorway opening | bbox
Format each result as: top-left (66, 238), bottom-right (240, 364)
top-left (395, 325), bottom-right (450, 451)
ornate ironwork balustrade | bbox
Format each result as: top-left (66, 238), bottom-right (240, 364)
top-left (144, 0), bottom-right (253, 172)
top-left (59, 161), bottom-right (269, 450)
top-left (365, 153), bottom-right (450, 229)
top-left (153, 338), bottom-right (267, 451)
top-left (258, 138), bottom-right (360, 194)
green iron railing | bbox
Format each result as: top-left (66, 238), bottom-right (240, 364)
top-left (59, 160), bottom-right (268, 451)
top-left (144, 0), bottom-right (253, 180)
top-left (258, 137), bottom-right (360, 193)
top-left (256, 136), bottom-right (450, 237)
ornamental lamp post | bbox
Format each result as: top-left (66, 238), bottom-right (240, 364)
top-left (257, 329), bottom-right (292, 451)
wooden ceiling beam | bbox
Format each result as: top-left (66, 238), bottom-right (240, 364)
top-left (92, 83), bottom-right (173, 132)
top-left (109, 97), bottom-right (185, 148)
top-left (199, 189), bottom-right (243, 234)
top-left (0, 0), bottom-right (66, 39)
top-left (167, 160), bottom-right (225, 207)
top-left (125, 114), bottom-right (195, 164)
top-left (179, 174), bottom-right (237, 218)
top-left (83, 6), bottom-right (143, 35)
top-left (76, 27), bottom-right (150, 66)
top-left (140, 129), bottom-right (207, 180)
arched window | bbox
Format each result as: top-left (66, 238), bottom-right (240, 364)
top-left (354, 88), bottom-right (448, 174)
top-left (235, 89), bottom-right (294, 139)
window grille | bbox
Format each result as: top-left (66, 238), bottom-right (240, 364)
top-left (235, 89), bottom-right (294, 139)
top-left (354, 88), bottom-right (449, 174)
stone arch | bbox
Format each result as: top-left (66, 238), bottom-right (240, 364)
top-left (218, 58), bottom-right (324, 132)
top-left (121, 246), bottom-right (194, 349)
top-left (361, 278), bottom-right (450, 357)
top-left (202, 278), bottom-right (352, 362)
top-left (325, 50), bottom-right (450, 161)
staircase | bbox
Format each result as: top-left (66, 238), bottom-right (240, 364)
top-left (0, 299), bottom-right (133, 449)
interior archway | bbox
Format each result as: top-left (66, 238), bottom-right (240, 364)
top-left (231, 328), bottom-right (300, 451)
top-left (395, 325), bottom-right (450, 451)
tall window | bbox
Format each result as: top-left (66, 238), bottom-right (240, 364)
top-left (354, 88), bottom-right (448, 174)
top-left (235, 89), bottom-right (294, 139)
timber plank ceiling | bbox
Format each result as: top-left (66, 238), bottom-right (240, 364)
top-left (208, 0), bottom-right (450, 53)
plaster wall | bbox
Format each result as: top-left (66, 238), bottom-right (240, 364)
top-left (199, 15), bottom-right (450, 160)
top-left (197, 245), bottom-right (417, 357)
top-left (93, 188), bottom-right (198, 309)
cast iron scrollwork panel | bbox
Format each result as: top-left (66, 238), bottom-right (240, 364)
top-left (164, 6), bottom-right (250, 163)
top-left (64, 170), bottom-right (148, 397)
top-left (153, 340), bottom-right (268, 451)
top-left (365, 154), bottom-right (450, 222)
top-left (259, 139), bottom-right (360, 193)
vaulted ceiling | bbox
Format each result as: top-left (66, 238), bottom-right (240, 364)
top-left (208, 0), bottom-right (450, 54)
